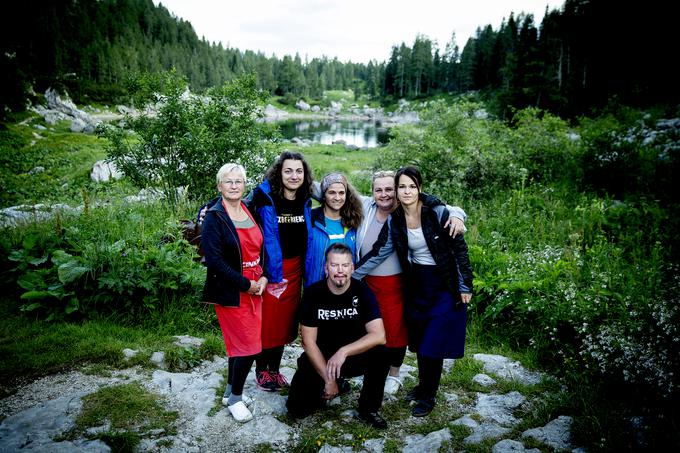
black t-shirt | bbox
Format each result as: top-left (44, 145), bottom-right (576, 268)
top-left (299, 279), bottom-right (381, 356)
top-left (272, 193), bottom-right (307, 259)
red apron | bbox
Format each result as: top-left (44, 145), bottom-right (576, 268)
top-left (215, 202), bottom-right (264, 357)
top-left (365, 274), bottom-right (408, 348)
top-left (261, 255), bottom-right (303, 348)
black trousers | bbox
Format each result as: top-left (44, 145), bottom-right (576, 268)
top-left (286, 346), bottom-right (389, 418)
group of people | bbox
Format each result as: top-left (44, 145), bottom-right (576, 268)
top-left (200, 151), bottom-right (473, 428)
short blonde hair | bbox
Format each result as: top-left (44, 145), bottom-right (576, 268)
top-left (371, 170), bottom-right (395, 189)
top-left (216, 163), bottom-right (246, 185)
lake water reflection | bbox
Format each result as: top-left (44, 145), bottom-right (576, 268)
top-left (277, 119), bottom-right (389, 148)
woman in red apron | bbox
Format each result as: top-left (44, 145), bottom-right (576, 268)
top-left (202, 163), bottom-right (268, 423)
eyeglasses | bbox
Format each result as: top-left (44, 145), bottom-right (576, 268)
top-left (220, 179), bottom-right (245, 186)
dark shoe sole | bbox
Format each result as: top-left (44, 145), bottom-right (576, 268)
top-left (411, 399), bottom-right (435, 417)
top-left (357, 412), bottom-right (388, 429)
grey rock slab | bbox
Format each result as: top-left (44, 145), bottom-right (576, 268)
top-left (150, 351), bottom-right (166, 369)
top-left (473, 354), bottom-right (542, 385)
top-left (492, 439), bottom-right (541, 453)
top-left (150, 369), bottom-right (222, 416)
top-left (319, 445), bottom-right (354, 453)
top-left (362, 438), bottom-right (385, 453)
top-left (451, 414), bottom-right (479, 429)
top-left (233, 414), bottom-right (292, 446)
top-left (475, 391), bottom-right (526, 426)
top-left (473, 373), bottom-right (497, 386)
top-left (402, 428), bottom-right (451, 453)
top-left (463, 423), bottom-right (511, 445)
top-left (122, 348), bottom-right (139, 360)
top-left (0, 394), bottom-right (109, 452)
top-left (452, 415), bottom-right (512, 445)
top-left (522, 415), bottom-right (573, 451)
top-left (172, 335), bottom-right (205, 350)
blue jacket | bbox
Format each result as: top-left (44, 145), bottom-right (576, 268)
top-left (304, 207), bottom-right (358, 288)
top-left (201, 200), bottom-right (266, 307)
top-left (249, 180), bottom-right (313, 283)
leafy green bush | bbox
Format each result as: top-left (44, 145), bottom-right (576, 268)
top-left (98, 70), bottom-right (278, 207)
top-left (2, 201), bottom-right (204, 320)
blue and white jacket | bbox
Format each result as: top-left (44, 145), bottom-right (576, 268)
top-left (304, 206), bottom-right (358, 288)
top-left (249, 180), bottom-right (313, 283)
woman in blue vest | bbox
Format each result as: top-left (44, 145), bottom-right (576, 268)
top-left (304, 172), bottom-right (364, 287)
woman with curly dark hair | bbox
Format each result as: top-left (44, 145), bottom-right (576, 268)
top-left (304, 172), bottom-right (364, 287)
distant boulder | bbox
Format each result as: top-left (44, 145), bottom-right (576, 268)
top-left (91, 160), bottom-right (123, 182)
top-left (295, 100), bottom-right (310, 111)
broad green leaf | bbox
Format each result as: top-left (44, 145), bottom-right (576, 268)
top-left (22, 233), bottom-right (38, 251)
top-left (29, 255), bottom-right (49, 266)
top-left (58, 261), bottom-right (91, 284)
top-left (20, 290), bottom-right (54, 300)
top-left (19, 302), bottom-right (42, 312)
top-left (51, 250), bottom-right (74, 266)
top-left (17, 271), bottom-right (45, 291)
top-left (65, 298), bottom-right (80, 314)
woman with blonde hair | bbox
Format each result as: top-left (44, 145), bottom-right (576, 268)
top-left (201, 163), bottom-right (268, 423)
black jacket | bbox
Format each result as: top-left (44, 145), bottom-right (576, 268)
top-left (391, 193), bottom-right (473, 301)
top-left (201, 199), bottom-right (266, 307)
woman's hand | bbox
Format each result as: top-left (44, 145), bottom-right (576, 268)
top-left (256, 276), bottom-right (268, 296)
top-left (460, 292), bottom-right (472, 304)
top-left (247, 280), bottom-right (260, 294)
top-left (444, 217), bottom-right (465, 237)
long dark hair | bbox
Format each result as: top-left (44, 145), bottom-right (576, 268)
top-left (264, 150), bottom-right (314, 200)
top-left (340, 182), bottom-right (364, 230)
top-left (394, 166), bottom-right (423, 193)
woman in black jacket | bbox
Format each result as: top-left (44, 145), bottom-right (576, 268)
top-left (390, 166), bottom-right (473, 417)
top-left (202, 162), bottom-right (268, 423)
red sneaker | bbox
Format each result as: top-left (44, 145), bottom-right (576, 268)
top-left (255, 371), bottom-right (277, 392)
top-left (270, 371), bottom-right (289, 389)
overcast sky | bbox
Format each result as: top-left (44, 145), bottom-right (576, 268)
top-left (154, 0), bottom-right (565, 64)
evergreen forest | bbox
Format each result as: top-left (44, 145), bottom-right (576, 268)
top-left (3, 0), bottom-right (678, 119)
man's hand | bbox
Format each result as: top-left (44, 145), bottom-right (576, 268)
top-left (325, 348), bottom-right (347, 380)
top-left (444, 216), bottom-right (465, 237)
top-left (322, 380), bottom-right (339, 400)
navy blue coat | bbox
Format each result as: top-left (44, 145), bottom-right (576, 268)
top-left (201, 200), bottom-right (266, 307)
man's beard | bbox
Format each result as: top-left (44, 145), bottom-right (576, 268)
top-left (331, 275), bottom-right (347, 287)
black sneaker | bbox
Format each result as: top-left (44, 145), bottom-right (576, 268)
top-left (357, 411), bottom-right (388, 429)
top-left (404, 387), bottom-right (420, 402)
top-left (411, 398), bottom-right (435, 417)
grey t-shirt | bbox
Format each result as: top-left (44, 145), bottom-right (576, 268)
top-left (360, 216), bottom-right (401, 276)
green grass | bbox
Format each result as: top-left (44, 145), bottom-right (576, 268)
top-left (67, 382), bottom-right (178, 452)
top-left (0, 115), bottom-right (143, 208)
top-left (0, 304), bottom-right (225, 392)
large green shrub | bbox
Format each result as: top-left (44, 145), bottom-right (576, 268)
top-left (2, 202), bottom-right (204, 320)
top-left (98, 71), bottom-right (278, 207)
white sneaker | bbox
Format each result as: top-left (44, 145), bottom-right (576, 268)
top-left (228, 401), bottom-right (253, 423)
top-left (222, 394), bottom-right (253, 407)
top-left (384, 376), bottom-right (402, 395)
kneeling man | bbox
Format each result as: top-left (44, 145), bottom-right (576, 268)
top-left (286, 243), bottom-right (390, 429)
